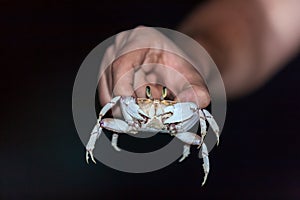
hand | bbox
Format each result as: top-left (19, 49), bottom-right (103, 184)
top-left (179, 0), bottom-right (300, 98)
top-left (98, 26), bottom-right (210, 111)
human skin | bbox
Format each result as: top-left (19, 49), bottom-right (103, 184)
top-left (179, 0), bottom-right (300, 98)
top-left (98, 27), bottom-right (210, 109)
top-left (98, 0), bottom-right (300, 108)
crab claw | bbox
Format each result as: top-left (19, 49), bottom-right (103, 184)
top-left (121, 97), bottom-right (148, 120)
top-left (164, 102), bottom-right (197, 124)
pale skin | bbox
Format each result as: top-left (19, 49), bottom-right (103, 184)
top-left (99, 0), bottom-right (300, 107)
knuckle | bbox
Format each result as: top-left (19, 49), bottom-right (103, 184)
top-left (111, 58), bottom-right (122, 71)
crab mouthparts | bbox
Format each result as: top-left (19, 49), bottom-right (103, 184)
top-left (146, 117), bottom-right (164, 129)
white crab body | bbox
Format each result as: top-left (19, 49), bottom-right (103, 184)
top-left (85, 91), bottom-right (220, 186)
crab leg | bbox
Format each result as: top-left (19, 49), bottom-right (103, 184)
top-left (175, 132), bottom-right (201, 162)
top-left (175, 132), bottom-right (201, 145)
top-left (100, 118), bottom-right (130, 151)
top-left (111, 133), bottom-right (120, 151)
top-left (86, 96), bottom-right (121, 164)
top-left (86, 123), bottom-right (102, 164)
top-left (198, 109), bottom-right (207, 148)
top-left (179, 144), bottom-right (190, 162)
top-left (200, 143), bottom-right (210, 186)
top-left (202, 109), bottom-right (220, 145)
top-left (99, 96), bottom-right (122, 120)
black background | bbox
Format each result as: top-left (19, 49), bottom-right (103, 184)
top-left (1, 1), bottom-right (300, 199)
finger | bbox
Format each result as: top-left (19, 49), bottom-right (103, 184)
top-left (112, 58), bottom-right (135, 97)
top-left (98, 44), bottom-right (116, 107)
top-left (98, 66), bottom-right (113, 107)
top-left (98, 66), bottom-right (125, 118)
top-left (175, 84), bottom-right (210, 108)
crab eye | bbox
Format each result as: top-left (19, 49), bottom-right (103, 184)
top-left (146, 86), bottom-right (152, 98)
top-left (162, 86), bottom-right (167, 99)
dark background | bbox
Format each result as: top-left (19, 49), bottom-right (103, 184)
top-left (1, 1), bottom-right (300, 199)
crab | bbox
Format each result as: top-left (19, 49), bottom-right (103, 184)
top-left (86, 85), bottom-right (220, 185)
